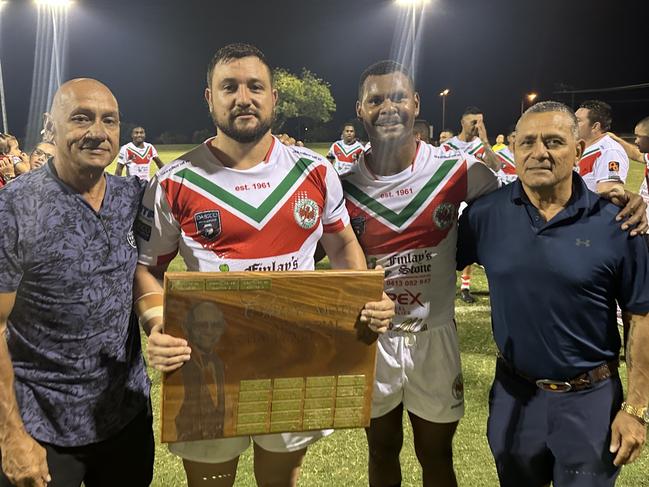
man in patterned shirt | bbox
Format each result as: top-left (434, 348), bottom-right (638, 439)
top-left (0, 79), bottom-right (152, 487)
top-left (132, 43), bottom-right (394, 487)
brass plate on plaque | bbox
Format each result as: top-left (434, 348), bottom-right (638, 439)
top-left (160, 270), bottom-right (383, 443)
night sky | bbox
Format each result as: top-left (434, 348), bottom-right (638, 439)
top-left (1, 0), bottom-right (648, 144)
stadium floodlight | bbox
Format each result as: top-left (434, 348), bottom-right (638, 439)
top-left (395, 0), bottom-right (431, 6)
top-left (34, 0), bottom-right (73, 6)
top-left (521, 92), bottom-right (539, 115)
top-left (439, 89), bottom-right (450, 130)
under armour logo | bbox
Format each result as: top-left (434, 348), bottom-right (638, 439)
top-left (575, 239), bottom-right (591, 247)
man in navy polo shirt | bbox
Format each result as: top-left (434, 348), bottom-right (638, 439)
top-left (0, 79), bottom-right (152, 487)
top-left (457, 101), bottom-right (649, 486)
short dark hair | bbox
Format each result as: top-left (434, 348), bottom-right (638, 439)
top-left (579, 100), bottom-right (612, 132)
top-left (207, 43), bottom-right (272, 88)
top-left (131, 126), bottom-right (144, 134)
top-left (462, 106), bottom-right (483, 117)
top-left (519, 100), bottom-right (579, 139)
top-left (358, 60), bottom-right (414, 100)
top-left (440, 128), bottom-right (454, 134)
top-left (636, 115), bottom-right (649, 133)
top-left (342, 122), bottom-right (356, 131)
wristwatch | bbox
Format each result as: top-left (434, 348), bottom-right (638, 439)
top-left (621, 402), bottom-right (649, 425)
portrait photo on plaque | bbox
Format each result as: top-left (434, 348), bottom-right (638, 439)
top-left (161, 269), bottom-right (385, 443)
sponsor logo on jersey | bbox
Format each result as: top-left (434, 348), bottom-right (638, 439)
top-left (219, 264), bottom-right (230, 272)
top-left (134, 220), bottom-right (152, 241)
top-left (139, 206), bottom-right (155, 221)
top-left (126, 229), bottom-right (137, 248)
top-left (608, 161), bottom-right (620, 172)
top-left (386, 289), bottom-right (424, 307)
top-left (245, 256), bottom-right (299, 271)
top-left (194, 210), bottom-right (222, 241)
top-left (452, 373), bottom-right (464, 400)
top-left (351, 216), bottom-right (366, 238)
top-left (433, 202), bottom-right (456, 230)
top-left (293, 196), bottom-right (319, 229)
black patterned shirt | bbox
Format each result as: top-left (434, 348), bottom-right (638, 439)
top-left (0, 161), bottom-right (150, 446)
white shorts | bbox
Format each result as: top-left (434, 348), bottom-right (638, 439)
top-left (372, 320), bottom-right (464, 423)
top-left (169, 430), bottom-right (332, 464)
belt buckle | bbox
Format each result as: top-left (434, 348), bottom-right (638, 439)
top-left (535, 379), bottom-right (572, 392)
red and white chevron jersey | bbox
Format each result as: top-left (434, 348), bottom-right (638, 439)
top-left (136, 137), bottom-right (349, 271)
top-left (342, 143), bottom-right (498, 332)
top-left (117, 142), bottom-right (159, 181)
top-left (328, 140), bottom-right (364, 175)
top-left (495, 146), bottom-right (517, 185)
top-left (442, 136), bottom-right (485, 160)
top-left (577, 134), bottom-right (628, 191)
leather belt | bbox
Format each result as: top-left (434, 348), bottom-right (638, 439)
top-left (497, 355), bottom-right (619, 392)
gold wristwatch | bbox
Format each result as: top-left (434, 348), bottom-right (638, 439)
top-left (621, 402), bottom-right (649, 425)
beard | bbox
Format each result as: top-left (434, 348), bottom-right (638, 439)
top-left (212, 108), bottom-right (274, 144)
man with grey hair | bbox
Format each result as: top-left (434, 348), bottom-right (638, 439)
top-left (457, 100), bottom-right (649, 486)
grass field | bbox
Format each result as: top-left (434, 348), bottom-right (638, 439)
top-left (112, 145), bottom-right (649, 486)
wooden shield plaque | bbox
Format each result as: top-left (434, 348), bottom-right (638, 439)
top-left (161, 269), bottom-right (385, 443)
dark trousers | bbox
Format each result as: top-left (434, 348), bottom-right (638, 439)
top-left (487, 361), bottom-right (622, 487)
top-left (0, 408), bottom-right (154, 487)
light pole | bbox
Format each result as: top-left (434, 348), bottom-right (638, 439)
top-left (521, 92), bottom-right (538, 116)
top-left (395, 0), bottom-right (430, 74)
top-left (25, 0), bottom-right (73, 148)
top-left (439, 89), bottom-right (450, 131)
top-left (0, 1), bottom-right (8, 133)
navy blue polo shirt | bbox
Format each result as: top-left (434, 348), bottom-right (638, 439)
top-left (0, 161), bottom-right (150, 446)
top-left (457, 172), bottom-right (649, 380)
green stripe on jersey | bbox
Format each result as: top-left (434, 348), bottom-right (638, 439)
top-left (342, 159), bottom-right (458, 227)
top-left (446, 142), bottom-right (459, 150)
top-left (175, 157), bottom-right (313, 223)
top-left (336, 142), bottom-right (361, 156)
top-left (581, 147), bottom-right (600, 158)
top-left (497, 150), bottom-right (514, 164)
top-left (468, 142), bottom-right (484, 155)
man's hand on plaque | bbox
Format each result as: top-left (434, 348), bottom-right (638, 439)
top-left (360, 291), bottom-right (395, 334)
top-left (147, 323), bottom-right (192, 372)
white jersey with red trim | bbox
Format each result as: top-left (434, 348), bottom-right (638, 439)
top-left (495, 146), bottom-right (518, 185)
top-left (342, 143), bottom-right (498, 332)
top-left (136, 136), bottom-right (349, 272)
top-left (577, 134), bottom-right (628, 191)
top-left (328, 140), bottom-right (364, 176)
top-left (442, 136), bottom-right (486, 160)
top-left (117, 142), bottom-right (159, 181)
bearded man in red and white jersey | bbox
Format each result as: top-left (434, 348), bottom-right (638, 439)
top-left (327, 123), bottom-right (364, 176)
top-left (575, 100), bottom-right (629, 193)
top-left (342, 61), bottom-right (499, 487)
top-left (115, 126), bottom-right (164, 181)
top-left (131, 43), bottom-right (394, 487)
